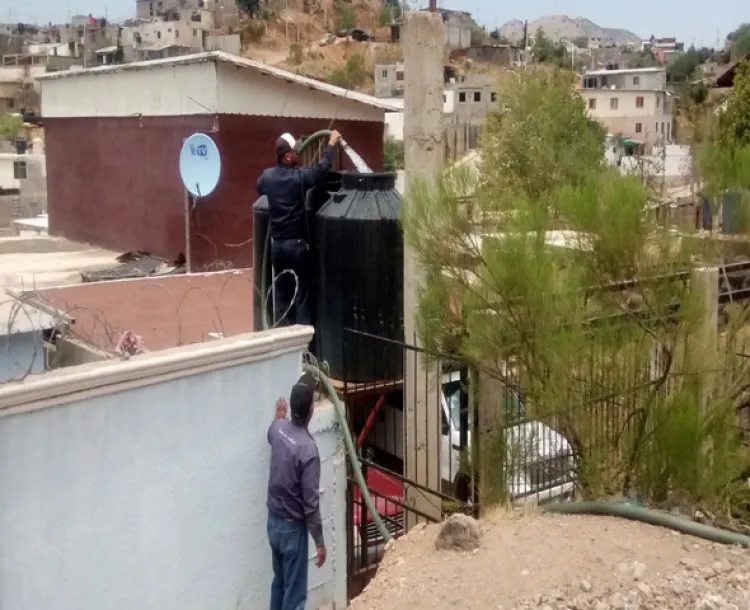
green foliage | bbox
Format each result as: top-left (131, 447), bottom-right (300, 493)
top-left (402, 66), bottom-right (750, 520)
top-left (667, 45), bottom-right (712, 84)
top-left (727, 23), bottom-right (750, 60)
top-left (572, 36), bottom-right (588, 50)
top-left (383, 137), bottom-right (404, 171)
top-left (378, 4), bottom-right (393, 26)
top-left (0, 113), bottom-right (22, 141)
top-left (327, 53), bottom-right (367, 89)
top-left (237, 0), bottom-right (261, 18)
top-left (242, 19), bottom-right (266, 43)
top-left (531, 28), bottom-right (569, 68)
top-left (335, 2), bottom-right (357, 31)
top-left (288, 42), bottom-right (303, 65)
top-left (630, 49), bottom-right (659, 68)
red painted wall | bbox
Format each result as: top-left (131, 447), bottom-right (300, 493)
top-left (45, 114), bottom-right (385, 269)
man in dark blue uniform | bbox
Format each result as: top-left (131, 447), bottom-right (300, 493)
top-left (257, 130), bottom-right (341, 327)
top-left (266, 374), bottom-right (325, 610)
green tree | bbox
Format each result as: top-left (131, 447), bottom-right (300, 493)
top-left (328, 53), bottom-right (367, 89)
top-left (403, 66), bottom-right (750, 512)
top-left (335, 1), bottom-right (357, 31)
top-left (378, 4), bottom-right (393, 26)
top-left (236, 0), bottom-right (261, 18)
top-left (0, 113), bottom-right (22, 141)
top-left (667, 45), bottom-right (713, 84)
top-left (727, 23), bottom-right (750, 59)
top-left (383, 137), bottom-right (404, 170)
top-left (531, 28), bottom-right (568, 68)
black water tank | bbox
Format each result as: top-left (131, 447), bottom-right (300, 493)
top-left (316, 172), bottom-right (404, 383)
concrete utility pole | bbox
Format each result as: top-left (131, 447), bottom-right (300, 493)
top-left (403, 11), bottom-right (444, 528)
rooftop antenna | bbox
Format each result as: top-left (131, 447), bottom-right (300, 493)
top-left (179, 133), bottom-right (222, 272)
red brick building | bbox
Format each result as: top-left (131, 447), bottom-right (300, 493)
top-left (38, 51), bottom-right (396, 269)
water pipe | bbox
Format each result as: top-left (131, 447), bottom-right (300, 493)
top-left (303, 362), bottom-right (393, 545)
top-left (543, 501), bottom-right (750, 547)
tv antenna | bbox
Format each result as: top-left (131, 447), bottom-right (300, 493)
top-left (179, 133), bottom-right (222, 272)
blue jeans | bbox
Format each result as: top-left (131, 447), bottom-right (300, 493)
top-left (268, 512), bottom-right (309, 610)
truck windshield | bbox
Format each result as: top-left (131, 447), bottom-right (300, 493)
top-left (446, 387), bottom-right (526, 430)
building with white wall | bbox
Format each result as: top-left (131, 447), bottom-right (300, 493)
top-left (581, 67), bottom-right (674, 151)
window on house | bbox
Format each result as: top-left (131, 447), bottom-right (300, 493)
top-left (382, 70), bottom-right (387, 78)
top-left (636, 96), bottom-right (644, 108)
top-left (175, 29), bottom-right (179, 38)
top-left (656, 96), bottom-right (660, 108)
top-left (667, 123), bottom-right (671, 141)
top-left (635, 122), bottom-right (642, 133)
top-left (7, 99), bottom-right (14, 109)
top-left (610, 97), bottom-right (618, 110)
top-left (588, 98), bottom-right (596, 109)
top-left (193, 29), bottom-right (198, 37)
top-left (443, 93), bottom-right (446, 103)
top-left (633, 76), bottom-right (640, 85)
top-left (491, 92), bottom-right (497, 102)
top-left (13, 161), bottom-right (27, 180)
top-left (459, 91), bottom-right (466, 102)
top-left (157, 31), bottom-right (162, 39)
top-left (473, 91), bottom-right (481, 102)
top-left (396, 70), bottom-right (404, 81)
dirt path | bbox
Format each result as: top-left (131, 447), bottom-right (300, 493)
top-left (349, 511), bottom-right (750, 609)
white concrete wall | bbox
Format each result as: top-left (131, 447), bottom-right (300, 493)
top-left (0, 155), bottom-right (20, 190)
top-left (216, 61), bottom-right (384, 122)
top-left (40, 60), bottom-right (218, 118)
top-left (0, 327), bottom-right (347, 610)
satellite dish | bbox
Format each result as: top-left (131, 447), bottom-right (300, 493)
top-left (179, 133), bottom-right (221, 198)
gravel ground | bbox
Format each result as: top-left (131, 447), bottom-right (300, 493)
top-left (349, 510), bottom-right (750, 610)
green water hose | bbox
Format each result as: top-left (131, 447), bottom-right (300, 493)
top-left (543, 501), bottom-right (750, 547)
top-left (261, 130), bottom-right (392, 544)
top-left (303, 362), bottom-right (392, 545)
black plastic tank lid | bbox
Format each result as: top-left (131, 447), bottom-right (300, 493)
top-left (340, 171), bottom-right (397, 191)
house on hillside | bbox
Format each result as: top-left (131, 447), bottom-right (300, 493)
top-left (38, 51), bottom-right (397, 270)
top-left (581, 66), bottom-right (674, 151)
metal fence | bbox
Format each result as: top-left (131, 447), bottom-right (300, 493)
top-left (341, 328), bottom-right (477, 595)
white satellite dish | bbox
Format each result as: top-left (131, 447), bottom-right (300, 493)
top-left (179, 132), bottom-right (221, 199)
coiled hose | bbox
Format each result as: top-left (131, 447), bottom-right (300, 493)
top-left (262, 130), bottom-right (392, 544)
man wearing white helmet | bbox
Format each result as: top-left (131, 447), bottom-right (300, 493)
top-left (257, 130), bottom-right (341, 326)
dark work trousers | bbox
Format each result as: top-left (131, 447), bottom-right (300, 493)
top-left (267, 513), bottom-right (309, 610)
top-left (271, 238), bottom-right (311, 327)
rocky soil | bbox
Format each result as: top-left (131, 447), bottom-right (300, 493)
top-left (349, 510), bottom-right (750, 610)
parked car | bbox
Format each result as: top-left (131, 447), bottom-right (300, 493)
top-left (351, 373), bottom-right (576, 564)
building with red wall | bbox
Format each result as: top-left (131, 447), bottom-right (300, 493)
top-left (38, 51), bottom-right (396, 269)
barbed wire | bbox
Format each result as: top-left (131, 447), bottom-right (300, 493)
top-left (0, 262), bottom-right (302, 385)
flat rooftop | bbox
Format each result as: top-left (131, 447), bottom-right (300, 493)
top-left (0, 236), bottom-right (121, 293)
top-left (30, 270), bottom-right (254, 353)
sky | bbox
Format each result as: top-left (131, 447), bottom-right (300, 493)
top-left (5, 0), bottom-right (748, 47)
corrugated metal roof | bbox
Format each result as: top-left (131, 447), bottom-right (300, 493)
top-left (38, 50), bottom-right (401, 112)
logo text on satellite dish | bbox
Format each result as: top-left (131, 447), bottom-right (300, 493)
top-left (190, 143), bottom-right (208, 158)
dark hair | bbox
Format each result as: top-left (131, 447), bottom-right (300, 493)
top-left (290, 375), bottom-right (315, 422)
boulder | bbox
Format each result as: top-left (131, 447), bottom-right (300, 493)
top-left (435, 514), bottom-right (482, 552)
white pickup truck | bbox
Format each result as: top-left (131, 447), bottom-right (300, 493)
top-left (352, 374), bottom-right (576, 563)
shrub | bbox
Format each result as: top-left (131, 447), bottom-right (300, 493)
top-left (327, 53), bottom-right (367, 89)
top-left (335, 2), bottom-right (357, 31)
top-left (288, 42), bottom-right (303, 65)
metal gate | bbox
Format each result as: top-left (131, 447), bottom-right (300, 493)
top-left (340, 328), bottom-right (478, 598)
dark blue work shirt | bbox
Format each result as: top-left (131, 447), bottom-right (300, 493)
top-left (266, 418), bottom-right (324, 548)
top-left (257, 145), bottom-right (334, 242)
